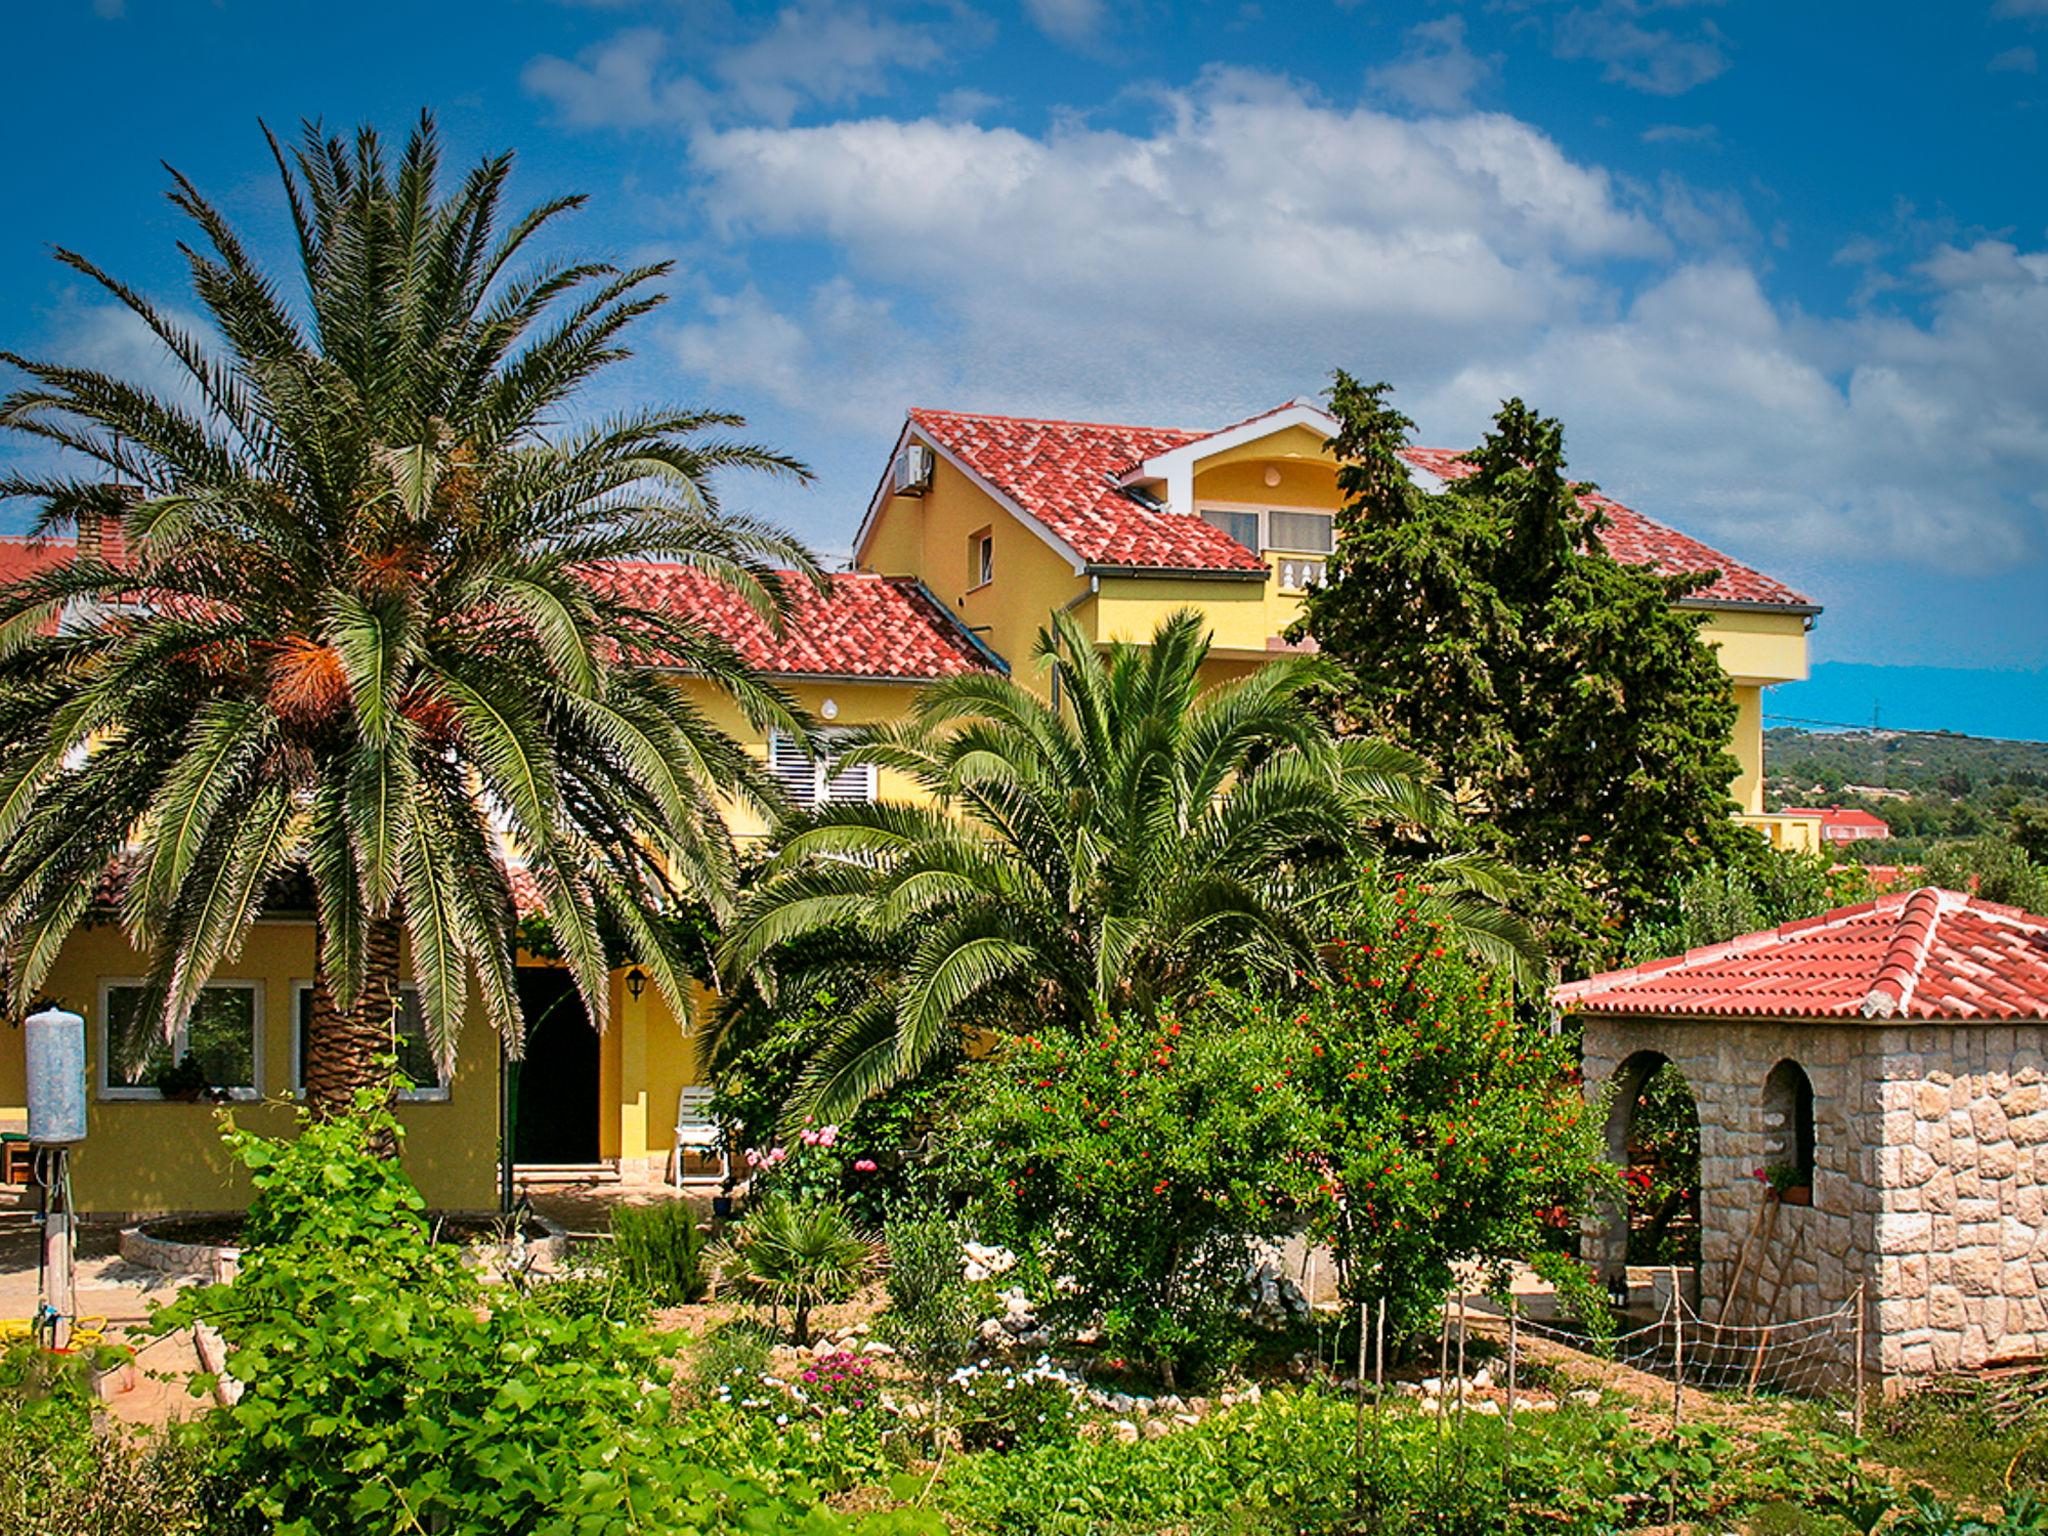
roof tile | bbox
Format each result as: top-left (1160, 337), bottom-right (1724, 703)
top-left (588, 565), bottom-right (994, 680)
top-left (1555, 888), bottom-right (2048, 1022)
top-left (906, 409), bottom-right (1813, 607)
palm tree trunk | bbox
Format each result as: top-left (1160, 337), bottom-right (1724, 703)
top-left (304, 914), bottom-right (403, 1125)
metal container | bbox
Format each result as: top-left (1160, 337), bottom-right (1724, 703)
top-left (25, 1007), bottom-right (87, 1145)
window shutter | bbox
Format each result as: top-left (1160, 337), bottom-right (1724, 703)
top-left (822, 755), bottom-right (876, 804)
top-left (768, 733), bottom-right (818, 810)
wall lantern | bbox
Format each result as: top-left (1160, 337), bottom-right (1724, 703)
top-left (626, 967), bottom-right (648, 1001)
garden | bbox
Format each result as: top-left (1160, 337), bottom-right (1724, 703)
top-left (12, 901), bottom-right (2048, 1535)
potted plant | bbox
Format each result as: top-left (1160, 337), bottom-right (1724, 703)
top-left (151, 1054), bottom-right (215, 1103)
top-left (1759, 1163), bottom-right (1812, 1206)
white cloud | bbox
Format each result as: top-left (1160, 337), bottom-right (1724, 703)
top-left (523, 2), bottom-right (952, 129)
top-left (1414, 248), bottom-right (2048, 575)
top-left (1993, 0), bottom-right (2048, 16)
top-left (1989, 45), bottom-right (2039, 73)
top-left (1641, 122), bottom-right (1719, 145)
top-left (650, 68), bottom-right (2048, 590)
top-left (1367, 16), bottom-right (1497, 113)
top-left (1552, 2), bottom-right (1731, 96)
top-left (689, 72), bottom-right (1666, 386)
top-left (1023, 0), bottom-right (1106, 46)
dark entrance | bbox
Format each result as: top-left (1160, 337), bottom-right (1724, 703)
top-left (511, 968), bottom-right (600, 1164)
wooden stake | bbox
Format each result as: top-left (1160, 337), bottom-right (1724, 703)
top-left (1854, 1282), bottom-right (1867, 1438)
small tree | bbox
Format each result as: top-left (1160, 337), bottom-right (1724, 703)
top-left (1245, 886), bottom-right (1610, 1338)
top-left (878, 1211), bottom-right (978, 1409)
top-left (946, 1011), bottom-right (1313, 1387)
top-left (1296, 373), bottom-right (1751, 960)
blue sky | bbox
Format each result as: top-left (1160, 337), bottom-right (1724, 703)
top-left (6, 0), bottom-right (2048, 732)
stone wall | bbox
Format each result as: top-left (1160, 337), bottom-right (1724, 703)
top-left (1580, 1013), bottom-right (2048, 1382)
top-left (1868, 1023), bottom-right (2048, 1375)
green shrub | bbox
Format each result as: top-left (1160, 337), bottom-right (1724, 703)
top-left (947, 1362), bottom-right (1084, 1455)
top-left (153, 1093), bottom-right (933, 1536)
top-left (943, 1010), bottom-right (1312, 1386)
top-left (0, 1340), bottom-right (250, 1536)
top-left (937, 1389), bottom-right (1880, 1536)
top-left (879, 1211), bottom-right (977, 1400)
top-left (708, 1193), bottom-right (878, 1344)
top-left (612, 1199), bottom-right (710, 1305)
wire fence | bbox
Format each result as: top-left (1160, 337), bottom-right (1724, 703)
top-left (1443, 1276), bottom-right (1869, 1434)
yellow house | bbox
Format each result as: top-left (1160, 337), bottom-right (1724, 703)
top-left (855, 400), bottom-right (1818, 821)
top-left (1, 397), bottom-right (1820, 1213)
top-left (0, 565), bottom-right (997, 1214)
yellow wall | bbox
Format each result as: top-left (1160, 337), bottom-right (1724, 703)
top-left (1729, 684), bottom-right (1766, 815)
top-left (859, 452), bottom-right (1086, 698)
top-left (1698, 608), bottom-right (1809, 687)
top-left (9, 922), bottom-right (501, 1217)
top-left (679, 677), bottom-right (934, 839)
top-left (598, 975), bottom-right (711, 1171)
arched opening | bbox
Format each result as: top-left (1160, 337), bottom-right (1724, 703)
top-left (1599, 1051), bottom-right (1703, 1293)
top-left (1762, 1058), bottom-right (1816, 1195)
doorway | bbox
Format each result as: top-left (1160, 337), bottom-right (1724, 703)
top-left (511, 968), bottom-right (601, 1165)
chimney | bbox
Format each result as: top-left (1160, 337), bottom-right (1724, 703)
top-left (74, 487), bottom-right (135, 566)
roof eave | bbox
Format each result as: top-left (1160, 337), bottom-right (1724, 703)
top-left (1084, 562), bottom-right (1270, 582)
top-left (1676, 596), bottom-right (1824, 619)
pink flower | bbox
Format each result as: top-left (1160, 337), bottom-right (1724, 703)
top-left (854, 1158), bottom-right (878, 1173)
top-left (800, 1128), bottom-right (820, 1146)
top-left (768, 1146), bottom-right (787, 1164)
top-left (817, 1124), bottom-right (839, 1148)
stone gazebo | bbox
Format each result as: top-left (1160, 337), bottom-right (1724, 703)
top-left (1557, 888), bottom-right (2048, 1380)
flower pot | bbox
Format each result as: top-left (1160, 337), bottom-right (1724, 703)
top-left (711, 1195), bottom-right (735, 1220)
top-left (1774, 1184), bottom-right (1812, 1206)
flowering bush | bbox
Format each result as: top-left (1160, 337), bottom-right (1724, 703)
top-left (944, 1011), bottom-right (1313, 1386)
top-left (1249, 889), bottom-right (1613, 1337)
top-left (947, 1358), bottom-right (1086, 1454)
top-left (796, 1351), bottom-right (882, 1417)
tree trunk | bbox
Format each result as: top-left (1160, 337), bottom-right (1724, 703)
top-left (304, 913), bottom-right (404, 1132)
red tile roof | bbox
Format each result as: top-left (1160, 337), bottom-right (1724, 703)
top-left (589, 565), bottom-right (995, 680)
top-left (1782, 807), bottom-right (1892, 833)
top-left (1396, 447), bottom-right (1814, 609)
top-left (1555, 888), bottom-right (2048, 1022)
top-left (0, 536), bottom-right (73, 586)
top-left (902, 408), bottom-right (1813, 607)
top-left (906, 409), bottom-right (1266, 573)
top-left (0, 539), bottom-right (991, 684)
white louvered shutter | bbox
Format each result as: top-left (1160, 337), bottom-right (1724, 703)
top-left (768, 732), bottom-right (818, 810)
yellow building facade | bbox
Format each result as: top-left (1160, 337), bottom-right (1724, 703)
top-left (5, 399), bottom-right (1818, 1214)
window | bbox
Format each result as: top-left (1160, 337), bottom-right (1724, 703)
top-left (1200, 508), bottom-right (1260, 553)
top-left (769, 731), bottom-right (877, 810)
top-left (1198, 505), bottom-right (1335, 556)
top-left (291, 983), bottom-right (447, 1100)
top-left (1762, 1058), bottom-right (1816, 1189)
top-left (1199, 505), bottom-right (1334, 593)
top-left (970, 528), bottom-right (994, 588)
top-left (1267, 509), bottom-right (1335, 554)
top-left (100, 980), bottom-right (261, 1100)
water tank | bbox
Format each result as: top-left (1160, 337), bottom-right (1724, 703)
top-left (25, 1007), bottom-right (87, 1145)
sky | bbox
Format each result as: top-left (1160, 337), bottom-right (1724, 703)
top-left (5, 0), bottom-right (2047, 734)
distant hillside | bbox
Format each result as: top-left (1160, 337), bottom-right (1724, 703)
top-left (1764, 727), bottom-right (2048, 855)
top-left (1768, 663), bottom-right (2048, 743)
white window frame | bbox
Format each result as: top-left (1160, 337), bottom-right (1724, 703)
top-left (1198, 500), bottom-right (1334, 593)
top-left (969, 527), bottom-right (994, 591)
top-left (1196, 500), bottom-right (1337, 555)
top-left (97, 977), bottom-right (264, 1102)
top-left (288, 981), bottom-right (451, 1103)
top-left (768, 730), bottom-right (879, 811)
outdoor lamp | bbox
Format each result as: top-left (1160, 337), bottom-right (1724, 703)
top-left (626, 967), bottom-right (648, 1001)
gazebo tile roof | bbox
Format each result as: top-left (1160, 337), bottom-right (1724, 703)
top-left (1555, 888), bottom-right (2048, 1022)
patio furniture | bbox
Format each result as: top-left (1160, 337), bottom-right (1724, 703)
top-left (667, 1086), bottom-right (727, 1186)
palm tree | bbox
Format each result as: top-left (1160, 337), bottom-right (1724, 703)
top-left (715, 608), bottom-right (1536, 1120)
top-left (0, 115), bottom-right (816, 1112)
